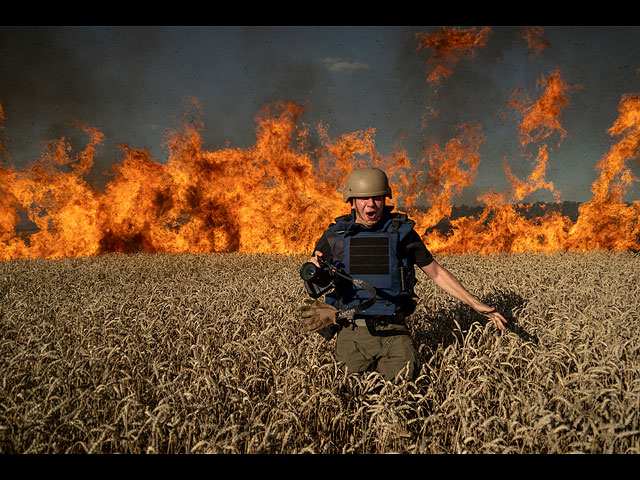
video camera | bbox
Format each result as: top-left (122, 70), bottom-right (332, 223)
top-left (300, 256), bottom-right (378, 322)
top-left (299, 258), bottom-right (336, 299)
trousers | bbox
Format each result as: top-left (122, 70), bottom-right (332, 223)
top-left (335, 322), bottom-right (417, 381)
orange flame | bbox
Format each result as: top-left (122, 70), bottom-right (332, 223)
top-left (566, 94), bottom-right (640, 251)
top-left (1, 29), bottom-right (639, 260)
top-left (519, 26), bottom-right (550, 57)
top-left (504, 69), bottom-right (577, 202)
top-left (418, 86), bottom-right (640, 254)
top-left (415, 26), bottom-right (492, 90)
top-left (400, 123), bottom-right (485, 229)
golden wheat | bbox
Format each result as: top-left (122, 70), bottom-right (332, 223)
top-left (1, 251), bottom-right (638, 453)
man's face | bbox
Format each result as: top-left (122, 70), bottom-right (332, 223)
top-left (352, 196), bottom-right (385, 226)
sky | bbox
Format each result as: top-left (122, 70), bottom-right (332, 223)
top-left (1, 25), bottom-right (639, 205)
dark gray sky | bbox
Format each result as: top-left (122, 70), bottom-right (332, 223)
top-left (1, 25), bottom-right (639, 204)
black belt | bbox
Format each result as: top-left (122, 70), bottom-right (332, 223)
top-left (352, 312), bottom-right (405, 327)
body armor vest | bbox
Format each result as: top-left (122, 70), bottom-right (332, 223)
top-left (324, 208), bottom-right (417, 316)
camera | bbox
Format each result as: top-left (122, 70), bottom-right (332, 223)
top-left (300, 259), bottom-right (335, 298)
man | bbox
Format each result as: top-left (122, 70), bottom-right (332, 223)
top-left (300, 166), bottom-right (507, 381)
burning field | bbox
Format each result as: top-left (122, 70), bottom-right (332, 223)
top-left (0, 26), bottom-right (639, 453)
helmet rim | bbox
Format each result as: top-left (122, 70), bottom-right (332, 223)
top-left (342, 167), bottom-right (392, 203)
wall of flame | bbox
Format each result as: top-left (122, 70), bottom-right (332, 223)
top-left (1, 27), bottom-right (638, 260)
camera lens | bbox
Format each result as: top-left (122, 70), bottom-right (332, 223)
top-left (300, 262), bottom-right (319, 282)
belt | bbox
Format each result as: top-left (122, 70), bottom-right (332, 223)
top-left (352, 313), bottom-right (405, 327)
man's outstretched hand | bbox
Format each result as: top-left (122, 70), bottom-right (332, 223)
top-left (473, 303), bottom-right (508, 331)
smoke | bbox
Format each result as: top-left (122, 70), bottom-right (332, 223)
top-left (1, 26), bottom-right (639, 205)
top-left (0, 27), bottom-right (169, 187)
top-left (322, 57), bottom-right (371, 73)
top-left (2, 26), bottom-right (639, 259)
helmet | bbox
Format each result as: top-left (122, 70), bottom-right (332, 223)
top-left (342, 167), bottom-right (392, 203)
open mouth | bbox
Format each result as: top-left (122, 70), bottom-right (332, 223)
top-left (364, 210), bottom-right (378, 221)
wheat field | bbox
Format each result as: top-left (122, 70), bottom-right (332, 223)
top-left (1, 251), bottom-right (639, 453)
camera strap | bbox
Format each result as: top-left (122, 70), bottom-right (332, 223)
top-left (328, 267), bottom-right (377, 321)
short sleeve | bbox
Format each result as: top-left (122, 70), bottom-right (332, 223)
top-left (400, 229), bottom-right (434, 268)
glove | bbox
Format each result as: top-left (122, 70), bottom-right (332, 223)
top-left (299, 298), bottom-right (338, 333)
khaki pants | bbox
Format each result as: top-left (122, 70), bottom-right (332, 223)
top-left (335, 323), bottom-right (417, 381)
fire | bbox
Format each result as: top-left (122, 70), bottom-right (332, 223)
top-left (414, 73), bottom-right (640, 254)
top-left (0, 101), bottom-right (352, 259)
top-left (406, 27), bottom-right (639, 254)
top-left (398, 123), bottom-right (485, 230)
top-left (566, 94), bottom-right (640, 252)
top-left (415, 26), bottom-right (492, 90)
top-left (519, 26), bottom-right (550, 57)
top-left (1, 27), bottom-right (639, 260)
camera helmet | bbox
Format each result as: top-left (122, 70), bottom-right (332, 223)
top-left (342, 167), bottom-right (392, 203)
